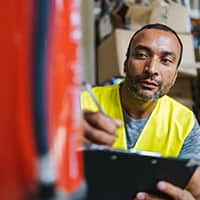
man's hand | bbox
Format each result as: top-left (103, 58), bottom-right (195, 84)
top-left (135, 168), bottom-right (200, 200)
top-left (187, 166), bottom-right (200, 199)
top-left (135, 181), bottom-right (196, 200)
top-left (82, 110), bottom-right (122, 146)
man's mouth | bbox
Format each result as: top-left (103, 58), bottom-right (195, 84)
top-left (140, 79), bottom-right (159, 89)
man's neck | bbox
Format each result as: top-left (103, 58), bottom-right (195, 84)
top-left (120, 83), bottom-right (158, 119)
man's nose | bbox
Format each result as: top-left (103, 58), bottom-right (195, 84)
top-left (144, 57), bottom-right (159, 75)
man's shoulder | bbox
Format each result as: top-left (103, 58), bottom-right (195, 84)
top-left (92, 84), bottom-right (119, 92)
top-left (81, 84), bottom-right (119, 103)
top-left (81, 84), bottom-right (120, 111)
top-left (90, 84), bottom-right (119, 97)
top-left (161, 95), bottom-right (192, 113)
top-left (160, 95), bottom-right (194, 125)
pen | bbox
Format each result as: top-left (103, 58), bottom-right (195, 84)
top-left (82, 81), bottom-right (105, 114)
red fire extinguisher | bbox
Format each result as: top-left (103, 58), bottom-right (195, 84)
top-left (0, 0), bottom-right (85, 199)
top-left (0, 1), bottom-right (38, 200)
top-left (46, 0), bottom-right (85, 198)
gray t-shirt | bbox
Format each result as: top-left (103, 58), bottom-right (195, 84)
top-left (124, 111), bottom-right (200, 159)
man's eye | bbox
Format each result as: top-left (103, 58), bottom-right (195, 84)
top-left (135, 52), bottom-right (148, 59)
top-left (161, 58), bottom-right (173, 65)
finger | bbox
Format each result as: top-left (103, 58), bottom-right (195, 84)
top-left (135, 192), bottom-right (164, 200)
top-left (80, 134), bottom-right (92, 145)
top-left (109, 117), bottom-right (123, 128)
top-left (83, 110), bottom-right (122, 135)
top-left (135, 192), bottom-right (147, 200)
top-left (157, 181), bottom-right (195, 200)
top-left (83, 118), bottom-right (116, 146)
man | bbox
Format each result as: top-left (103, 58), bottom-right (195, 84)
top-left (81, 24), bottom-right (200, 199)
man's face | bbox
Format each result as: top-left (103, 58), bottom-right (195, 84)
top-left (124, 28), bottom-right (181, 101)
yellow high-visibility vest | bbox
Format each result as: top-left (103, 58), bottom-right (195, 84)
top-left (81, 84), bottom-right (194, 157)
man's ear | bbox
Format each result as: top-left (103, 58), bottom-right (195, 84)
top-left (124, 59), bottom-right (128, 73)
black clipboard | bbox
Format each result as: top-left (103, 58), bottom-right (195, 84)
top-left (83, 147), bottom-right (198, 200)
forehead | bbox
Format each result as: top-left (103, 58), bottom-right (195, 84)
top-left (131, 29), bottom-right (181, 55)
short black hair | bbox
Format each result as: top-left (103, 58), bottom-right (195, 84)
top-left (125, 23), bottom-right (183, 67)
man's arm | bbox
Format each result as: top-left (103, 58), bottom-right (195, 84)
top-left (179, 117), bottom-right (200, 160)
top-left (82, 111), bottom-right (200, 200)
top-left (187, 166), bottom-right (200, 199)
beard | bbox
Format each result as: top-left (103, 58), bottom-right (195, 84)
top-left (125, 72), bottom-right (164, 101)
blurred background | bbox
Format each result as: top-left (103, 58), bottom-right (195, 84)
top-left (87, 0), bottom-right (200, 121)
top-left (0, 0), bottom-right (199, 200)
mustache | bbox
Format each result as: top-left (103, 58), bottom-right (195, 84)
top-left (127, 73), bottom-right (162, 86)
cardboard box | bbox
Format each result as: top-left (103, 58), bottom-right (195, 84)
top-left (149, 0), bottom-right (191, 33)
top-left (195, 47), bottom-right (200, 62)
top-left (97, 29), bottom-right (198, 83)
